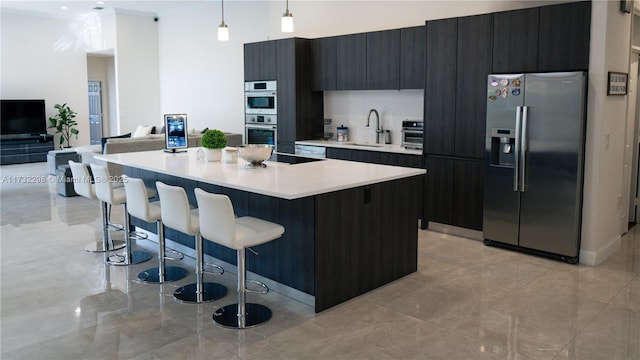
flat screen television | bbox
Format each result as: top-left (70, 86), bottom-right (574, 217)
top-left (164, 114), bottom-right (188, 153)
top-left (0, 99), bottom-right (48, 140)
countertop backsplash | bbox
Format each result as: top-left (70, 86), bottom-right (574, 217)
top-left (323, 89), bottom-right (424, 145)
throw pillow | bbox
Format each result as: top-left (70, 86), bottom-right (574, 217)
top-left (132, 125), bottom-right (153, 138)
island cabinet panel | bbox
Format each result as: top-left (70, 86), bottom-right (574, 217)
top-left (311, 37), bottom-right (337, 91)
top-left (366, 29), bottom-right (400, 90)
top-left (424, 18), bottom-right (457, 156)
top-left (455, 13), bottom-right (493, 159)
top-left (492, 7), bottom-right (539, 74)
top-left (400, 26), bottom-right (426, 89)
top-left (537, 1), bottom-right (591, 72)
top-left (244, 41), bottom-right (277, 81)
top-left (336, 33), bottom-right (367, 90)
top-left (314, 176), bottom-right (420, 312)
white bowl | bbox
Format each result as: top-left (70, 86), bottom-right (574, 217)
top-left (237, 145), bottom-right (273, 166)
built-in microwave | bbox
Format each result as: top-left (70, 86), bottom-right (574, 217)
top-left (245, 81), bottom-right (277, 115)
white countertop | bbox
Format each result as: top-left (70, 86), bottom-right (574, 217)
top-left (97, 149), bottom-right (425, 200)
top-left (295, 140), bottom-right (423, 155)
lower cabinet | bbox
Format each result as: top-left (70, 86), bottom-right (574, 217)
top-left (0, 139), bottom-right (54, 165)
top-left (424, 156), bottom-right (484, 231)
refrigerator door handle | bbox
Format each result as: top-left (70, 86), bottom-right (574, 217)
top-left (521, 106), bottom-right (528, 192)
top-left (514, 106), bottom-right (522, 192)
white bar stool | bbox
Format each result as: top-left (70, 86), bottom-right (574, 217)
top-left (195, 188), bottom-right (285, 329)
top-left (91, 163), bottom-right (152, 266)
top-left (122, 175), bottom-right (188, 283)
top-left (155, 181), bottom-right (227, 303)
top-left (68, 160), bottom-right (125, 253)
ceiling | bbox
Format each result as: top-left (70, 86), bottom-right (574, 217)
top-left (0, 1), bottom-right (212, 18)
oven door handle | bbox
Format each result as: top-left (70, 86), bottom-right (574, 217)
top-left (246, 124), bottom-right (277, 130)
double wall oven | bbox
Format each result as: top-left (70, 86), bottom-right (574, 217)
top-left (245, 81), bottom-right (277, 150)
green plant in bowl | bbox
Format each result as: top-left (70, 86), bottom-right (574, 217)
top-left (201, 129), bottom-right (226, 162)
top-left (201, 129), bottom-right (227, 149)
top-left (47, 103), bottom-right (79, 148)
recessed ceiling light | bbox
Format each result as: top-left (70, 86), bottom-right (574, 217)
top-left (96, 1), bottom-right (104, 5)
top-left (60, 6), bottom-right (68, 10)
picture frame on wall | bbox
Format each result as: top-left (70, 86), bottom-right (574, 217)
top-left (607, 72), bottom-right (628, 96)
top-left (621, 0), bottom-right (633, 13)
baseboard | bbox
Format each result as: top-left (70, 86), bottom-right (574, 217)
top-left (579, 234), bottom-right (621, 266)
top-left (133, 227), bottom-right (316, 307)
top-left (427, 221), bottom-right (483, 241)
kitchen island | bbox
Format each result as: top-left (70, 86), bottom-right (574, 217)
top-left (97, 149), bottom-right (425, 312)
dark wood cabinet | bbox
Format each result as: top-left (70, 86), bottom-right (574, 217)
top-left (453, 159), bottom-right (484, 230)
top-left (336, 33), bottom-right (367, 90)
top-left (424, 18), bottom-right (457, 156)
top-left (538, 1), bottom-right (591, 72)
top-left (366, 30), bottom-right (400, 90)
top-left (311, 37), bottom-right (337, 91)
top-left (0, 138), bottom-right (54, 165)
top-left (244, 41), bottom-right (277, 81)
top-left (424, 156), bottom-right (484, 230)
top-left (455, 14), bottom-right (492, 159)
top-left (492, 7), bottom-right (539, 74)
top-left (400, 26), bottom-right (426, 89)
top-left (276, 38), bottom-right (324, 152)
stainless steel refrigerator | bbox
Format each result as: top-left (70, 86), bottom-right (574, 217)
top-left (483, 72), bottom-right (586, 263)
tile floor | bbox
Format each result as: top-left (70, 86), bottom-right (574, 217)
top-left (1, 162), bottom-right (638, 360)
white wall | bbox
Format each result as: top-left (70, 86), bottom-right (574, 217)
top-left (114, 13), bottom-right (161, 135)
top-left (580, 0), bottom-right (632, 265)
top-left (0, 12), bottom-right (90, 148)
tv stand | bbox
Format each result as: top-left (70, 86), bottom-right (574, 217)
top-left (1, 135), bottom-right (54, 165)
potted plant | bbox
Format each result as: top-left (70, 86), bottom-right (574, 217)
top-left (201, 129), bottom-right (227, 162)
top-left (48, 103), bottom-right (79, 148)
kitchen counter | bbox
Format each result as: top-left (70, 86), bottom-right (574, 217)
top-left (96, 149), bottom-right (424, 312)
top-left (295, 139), bottom-right (422, 156)
top-left (97, 149), bottom-right (424, 200)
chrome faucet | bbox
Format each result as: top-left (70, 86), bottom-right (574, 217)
top-left (366, 109), bottom-right (383, 144)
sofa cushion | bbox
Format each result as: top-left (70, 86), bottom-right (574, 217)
top-left (133, 125), bottom-right (153, 138)
top-left (101, 132), bottom-right (131, 153)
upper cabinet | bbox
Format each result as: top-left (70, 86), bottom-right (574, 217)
top-left (424, 18), bottom-right (457, 156)
top-left (366, 30), bottom-right (400, 90)
top-left (336, 34), bottom-right (367, 90)
top-left (424, 14), bottom-right (492, 159)
top-left (493, 1), bottom-right (591, 74)
top-left (492, 7), bottom-right (539, 74)
top-left (455, 14), bottom-right (493, 159)
top-left (244, 41), bottom-right (277, 81)
top-left (312, 27), bottom-right (425, 91)
top-left (311, 37), bottom-right (337, 91)
top-left (400, 26), bottom-right (426, 89)
top-left (537, 1), bottom-right (591, 72)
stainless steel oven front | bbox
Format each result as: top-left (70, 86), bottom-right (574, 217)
top-left (245, 81), bottom-right (277, 115)
top-left (245, 115), bottom-right (277, 150)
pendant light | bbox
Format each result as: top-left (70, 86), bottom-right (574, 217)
top-left (281, 0), bottom-right (294, 33)
top-left (218, 0), bottom-right (229, 41)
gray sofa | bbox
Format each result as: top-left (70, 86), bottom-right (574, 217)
top-left (100, 132), bottom-right (243, 176)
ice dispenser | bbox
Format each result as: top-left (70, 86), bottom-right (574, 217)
top-left (490, 128), bottom-right (515, 167)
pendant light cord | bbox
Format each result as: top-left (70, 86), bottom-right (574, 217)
top-left (221, 0), bottom-right (225, 24)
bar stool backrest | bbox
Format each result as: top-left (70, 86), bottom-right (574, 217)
top-left (122, 176), bottom-right (155, 222)
top-left (194, 188), bottom-right (237, 250)
top-left (68, 160), bottom-right (95, 200)
top-left (90, 163), bottom-right (116, 204)
top-left (156, 181), bottom-right (197, 236)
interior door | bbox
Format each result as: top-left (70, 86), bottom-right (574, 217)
top-left (88, 81), bottom-right (102, 145)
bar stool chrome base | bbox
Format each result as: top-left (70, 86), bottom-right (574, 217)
top-left (213, 303), bottom-right (272, 329)
top-left (107, 250), bottom-right (153, 266)
top-left (84, 230), bottom-right (126, 253)
top-left (173, 282), bottom-right (227, 303)
top-left (137, 266), bottom-right (188, 283)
